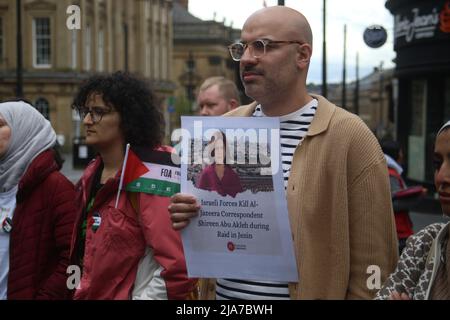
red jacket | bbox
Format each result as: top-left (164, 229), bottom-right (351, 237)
top-left (388, 167), bottom-right (414, 240)
top-left (70, 155), bottom-right (195, 300)
top-left (197, 164), bottom-right (243, 197)
top-left (8, 150), bottom-right (77, 300)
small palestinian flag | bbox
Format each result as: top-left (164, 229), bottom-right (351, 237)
top-left (119, 144), bottom-right (180, 199)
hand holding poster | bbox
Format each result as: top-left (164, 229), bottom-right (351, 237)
top-left (178, 117), bottom-right (298, 282)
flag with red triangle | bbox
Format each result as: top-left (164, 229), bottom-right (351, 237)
top-left (120, 145), bottom-right (180, 198)
top-left (123, 148), bottom-right (150, 187)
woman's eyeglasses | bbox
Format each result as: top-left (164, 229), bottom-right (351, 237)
top-left (74, 106), bottom-right (113, 124)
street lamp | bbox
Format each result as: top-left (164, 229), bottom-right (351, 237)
top-left (354, 52), bottom-right (360, 116)
top-left (16, 0), bottom-right (23, 98)
top-left (342, 24), bottom-right (347, 109)
top-left (322, 0), bottom-right (327, 98)
top-left (379, 61), bottom-right (384, 132)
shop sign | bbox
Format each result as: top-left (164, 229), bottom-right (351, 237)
top-left (394, 1), bottom-right (450, 45)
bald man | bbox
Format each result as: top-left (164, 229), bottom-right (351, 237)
top-left (197, 77), bottom-right (240, 116)
top-left (170, 6), bottom-right (397, 300)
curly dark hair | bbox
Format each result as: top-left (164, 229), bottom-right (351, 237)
top-left (72, 71), bottom-right (164, 149)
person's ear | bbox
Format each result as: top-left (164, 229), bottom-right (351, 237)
top-left (296, 43), bottom-right (312, 70)
top-left (228, 99), bottom-right (239, 110)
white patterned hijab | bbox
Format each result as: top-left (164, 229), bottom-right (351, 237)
top-left (0, 101), bottom-right (56, 192)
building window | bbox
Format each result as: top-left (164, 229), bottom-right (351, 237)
top-left (209, 56), bottom-right (221, 66)
top-left (84, 25), bottom-right (91, 71)
top-left (0, 17), bottom-right (3, 61)
top-left (226, 59), bottom-right (236, 70)
top-left (410, 80), bottom-right (427, 136)
top-left (71, 30), bottom-right (77, 69)
top-left (407, 79), bottom-right (427, 181)
top-left (153, 33), bottom-right (160, 79)
top-left (35, 98), bottom-right (50, 120)
top-left (162, 43), bottom-right (167, 79)
top-left (33, 18), bottom-right (51, 67)
top-left (146, 32), bottom-right (151, 76)
top-left (97, 29), bottom-right (104, 72)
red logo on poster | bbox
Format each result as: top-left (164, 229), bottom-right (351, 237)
top-left (440, 1), bottom-right (450, 33)
top-left (227, 242), bottom-right (235, 252)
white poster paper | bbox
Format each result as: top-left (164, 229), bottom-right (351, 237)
top-left (179, 116), bottom-right (298, 282)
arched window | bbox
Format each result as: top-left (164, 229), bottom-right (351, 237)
top-left (35, 98), bottom-right (50, 120)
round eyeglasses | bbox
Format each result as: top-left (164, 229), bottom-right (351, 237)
top-left (228, 39), bottom-right (304, 61)
top-left (74, 106), bottom-right (113, 124)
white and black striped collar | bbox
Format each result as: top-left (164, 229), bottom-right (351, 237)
top-left (253, 100), bottom-right (318, 120)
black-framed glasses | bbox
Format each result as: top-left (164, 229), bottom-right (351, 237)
top-left (74, 106), bottom-right (113, 124)
top-left (228, 39), bottom-right (304, 61)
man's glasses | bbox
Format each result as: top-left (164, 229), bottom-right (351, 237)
top-left (74, 106), bottom-right (113, 124)
top-left (228, 39), bottom-right (304, 61)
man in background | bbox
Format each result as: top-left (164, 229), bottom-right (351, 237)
top-left (197, 77), bottom-right (240, 116)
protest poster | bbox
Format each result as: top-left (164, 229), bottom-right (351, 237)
top-left (177, 116), bottom-right (298, 282)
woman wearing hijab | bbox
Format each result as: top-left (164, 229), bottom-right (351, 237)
top-left (376, 121), bottom-right (450, 300)
top-left (0, 101), bottom-right (77, 300)
top-left (69, 72), bottom-right (195, 300)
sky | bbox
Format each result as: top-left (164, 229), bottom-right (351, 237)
top-left (188, 0), bottom-right (395, 84)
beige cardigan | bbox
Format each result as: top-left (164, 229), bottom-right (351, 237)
top-left (200, 94), bottom-right (398, 299)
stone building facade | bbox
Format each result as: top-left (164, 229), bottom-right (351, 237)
top-left (0, 0), bottom-right (174, 151)
top-left (172, 0), bottom-right (242, 115)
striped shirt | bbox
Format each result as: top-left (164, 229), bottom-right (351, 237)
top-left (216, 99), bottom-right (318, 300)
top-left (254, 100), bottom-right (318, 189)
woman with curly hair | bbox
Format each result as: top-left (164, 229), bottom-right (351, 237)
top-left (69, 72), bottom-right (195, 300)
